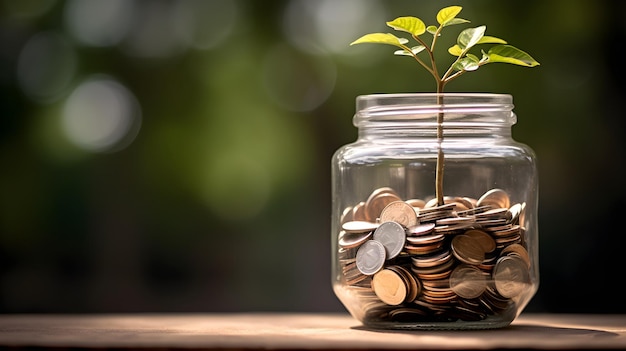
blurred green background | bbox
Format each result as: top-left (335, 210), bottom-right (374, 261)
top-left (1, 0), bottom-right (625, 314)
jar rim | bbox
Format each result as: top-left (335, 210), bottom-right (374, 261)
top-left (354, 93), bottom-right (516, 127)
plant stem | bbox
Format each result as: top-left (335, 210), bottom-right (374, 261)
top-left (436, 81), bottom-right (445, 206)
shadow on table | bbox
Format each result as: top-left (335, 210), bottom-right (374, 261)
top-left (353, 324), bottom-right (619, 339)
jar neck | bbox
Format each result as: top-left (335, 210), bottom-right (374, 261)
top-left (354, 93), bottom-right (515, 140)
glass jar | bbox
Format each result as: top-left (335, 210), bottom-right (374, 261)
top-left (331, 93), bottom-right (538, 330)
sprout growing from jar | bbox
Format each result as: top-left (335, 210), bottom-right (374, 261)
top-left (350, 5), bottom-right (539, 205)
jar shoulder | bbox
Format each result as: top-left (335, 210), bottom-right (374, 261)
top-left (333, 138), bottom-right (537, 163)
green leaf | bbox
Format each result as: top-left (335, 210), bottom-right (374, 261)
top-left (394, 45), bottom-right (426, 56)
top-left (350, 33), bottom-right (408, 47)
top-left (454, 55), bottom-right (480, 71)
top-left (457, 25), bottom-right (486, 49)
top-left (426, 25), bottom-right (438, 35)
top-left (486, 45), bottom-right (540, 67)
top-left (480, 50), bottom-right (490, 63)
top-left (437, 6), bottom-right (462, 26)
top-left (387, 16), bottom-right (426, 36)
top-left (467, 53), bottom-right (480, 61)
top-left (477, 36), bottom-right (507, 45)
top-left (448, 45), bottom-right (463, 56)
top-left (443, 18), bottom-right (470, 27)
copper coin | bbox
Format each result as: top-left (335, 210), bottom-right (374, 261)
top-left (450, 264), bottom-right (488, 299)
top-left (379, 201), bottom-right (419, 228)
top-left (451, 234), bottom-right (485, 265)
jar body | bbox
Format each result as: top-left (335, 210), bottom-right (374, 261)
top-left (331, 94), bottom-right (538, 330)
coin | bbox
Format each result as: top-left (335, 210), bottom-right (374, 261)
top-left (372, 268), bottom-right (408, 305)
top-left (342, 221), bottom-right (379, 233)
top-left (406, 223), bottom-right (435, 236)
top-left (390, 265), bottom-right (421, 303)
top-left (410, 249), bottom-right (452, 268)
top-left (450, 264), bottom-right (488, 299)
top-left (405, 232), bottom-right (444, 245)
top-left (436, 216), bottom-right (475, 226)
top-left (508, 203), bottom-right (522, 224)
top-left (352, 202), bottom-right (368, 221)
top-left (464, 229), bottom-right (496, 254)
top-left (501, 243), bottom-right (531, 268)
top-left (339, 231), bottom-right (373, 249)
top-left (340, 206), bottom-right (354, 224)
top-left (337, 186), bottom-right (531, 323)
top-left (477, 188), bottom-right (510, 209)
top-left (379, 201), bottom-right (419, 228)
top-left (451, 234), bottom-right (485, 265)
top-left (365, 187), bottom-right (402, 222)
top-left (405, 241), bottom-right (444, 255)
top-left (493, 255), bottom-right (531, 298)
top-left (356, 240), bottom-right (386, 275)
top-left (373, 221), bottom-right (406, 259)
top-left (405, 198), bottom-right (426, 208)
top-left (388, 307), bottom-right (428, 321)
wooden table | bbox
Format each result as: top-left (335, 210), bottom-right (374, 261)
top-left (0, 313), bottom-right (624, 350)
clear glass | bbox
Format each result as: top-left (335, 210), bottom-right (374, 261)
top-left (331, 93), bottom-right (539, 330)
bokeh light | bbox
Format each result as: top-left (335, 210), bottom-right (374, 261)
top-left (172, 0), bottom-right (239, 51)
top-left (16, 31), bottom-right (77, 103)
top-left (120, 1), bottom-right (188, 58)
top-left (282, 0), bottom-right (387, 56)
top-left (61, 76), bottom-right (141, 153)
top-left (261, 43), bottom-right (336, 112)
top-left (64, 0), bottom-right (133, 47)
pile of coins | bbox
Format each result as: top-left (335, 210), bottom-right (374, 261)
top-left (337, 187), bottom-right (532, 323)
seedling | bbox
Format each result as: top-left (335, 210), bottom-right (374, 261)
top-left (350, 5), bottom-right (539, 205)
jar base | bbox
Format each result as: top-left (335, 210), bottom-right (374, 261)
top-left (359, 309), bottom-right (517, 330)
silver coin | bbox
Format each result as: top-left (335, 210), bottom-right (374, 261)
top-left (373, 221), bottom-right (406, 259)
top-left (355, 240), bottom-right (386, 275)
top-left (493, 255), bottom-right (531, 298)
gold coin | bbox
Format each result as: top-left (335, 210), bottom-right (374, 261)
top-left (372, 268), bottom-right (408, 306)
top-left (379, 201), bottom-right (418, 228)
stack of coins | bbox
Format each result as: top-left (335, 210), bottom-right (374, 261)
top-left (337, 187), bottom-right (532, 323)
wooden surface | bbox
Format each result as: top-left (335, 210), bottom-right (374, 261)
top-left (0, 313), bottom-right (625, 350)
